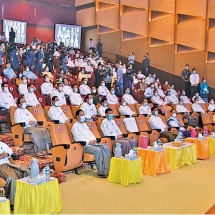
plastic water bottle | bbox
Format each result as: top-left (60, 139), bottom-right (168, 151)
top-left (133, 147), bottom-right (137, 158)
top-left (157, 138), bottom-right (162, 146)
top-left (45, 164), bottom-right (50, 182)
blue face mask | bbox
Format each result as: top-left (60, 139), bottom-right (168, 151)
top-left (168, 92), bottom-right (172, 96)
top-left (7, 65), bottom-right (11, 69)
top-left (18, 74), bottom-right (22, 79)
top-left (103, 103), bottom-right (108, 108)
top-left (180, 102), bottom-right (184, 105)
top-left (143, 102), bottom-right (148, 107)
top-left (80, 115), bottom-right (85, 123)
top-left (108, 114), bottom-right (114, 120)
top-left (154, 111), bottom-right (158, 116)
top-left (126, 90), bottom-right (130, 94)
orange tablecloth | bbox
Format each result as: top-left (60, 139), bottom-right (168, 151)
top-left (137, 148), bottom-right (171, 176)
top-left (185, 138), bottom-right (210, 159)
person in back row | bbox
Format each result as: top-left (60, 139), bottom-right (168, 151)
top-left (69, 84), bottom-right (83, 106)
top-left (98, 98), bottom-right (108, 117)
top-left (122, 87), bottom-right (137, 104)
top-left (41, 74), bottom-right (53, 96)
top-left (71, 109), bottom-right (110, 178)
top-left (51, 82), bottom-right (66, 106)
top-left (24, 83), bottom-right (41, 107)
top-left (118, 98), bottom-right (137, 117)
top-left (98, 80), bottom-right (109, 97)
top-left (139, 99), bottom-right (152, 116)
top-left (18, 75), bottom-right (28, 95)
top-left (79, 78), bottom-right (91, 96)
top-left (101, 108), bottom-right (137, 155)
top-left (107, 87), bottom-right (118, 104)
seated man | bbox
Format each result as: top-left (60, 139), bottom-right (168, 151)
top-left (122, 87), bottom-right (137, 104)
top-left (180, 90), bottom-right (191, 104)
top-left (0, 141), bottom-right (28, 206)
top-left (98, 80), bottom-right (110, 97)
top-left (23, 65), bottom-right (38, 80)
top-left (48, 96), bottom-right (71, 124)
top-left (164, 90), bottom-right (179, 104)
top-left (169, 84), bottom-right (178, 96)
top-left (98, 98), bottom-right (108, 117)
top-left (62, 78), bottom-right (73, 97)
top-left (3, 62), bottom-right (16, 80)
top-left (106, 87), bottom-right (118, 104)
top-left (167, 110), bottom-right (191, 137)
top-left (80, 94), bottom-right (98, 122)
top-left (101, 108), bottom-right (137, 155)
top-left (0, 82), bottom-right (17, 116)
top-left (51, 82), bottom-right (66, 106)
top-left (192, 97), bottom-right (205, 113)
top-left (92, 86), bottom-right (101, 105)
top-left (157, 84), bottom-right (166, 98)
top-left (18, 75), bottom-right (28, 95)
top-left (145, 74), bottom-right (153, 86)
top-left (24, 84), bottom-right (41, 107)
top-left (79, 78), bottom-right (91, 96)
top-left (41, 74), bottom-right (53, 96)
top-left (14, 97), bottom-right (51, 156)
top-left (208, 99), bottom-right (215, 112)
top-left (192, 92), bottom-right (205, 104)
top-left (139, 99), bottom-right (152, 116)
top-left (148, 107), bottom-right (176, 142)
top-left (69, 84), bottom-right (83, 106)
top-left (118, 98), bottom-right (137, 117)
top-left (144, 83), bottom-right (154, 99)
top-left (71, 109), bottom-right (110, 177)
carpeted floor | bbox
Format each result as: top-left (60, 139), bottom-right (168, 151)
top-left (59, 156), bottom-right (215, 214)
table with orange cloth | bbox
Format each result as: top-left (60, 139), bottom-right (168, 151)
top-left (185, 137), bottom-right (210, 159)
top-left (163, 142), bottom-right (196, 170)
top-left (207, 136), bottom-right (215, 155)
top-left (137, 147), bottom-right (171, 176)
top-left (108, 157), bottom-right (142, 186)
top-left (0, 199), bottom-right (10, 214)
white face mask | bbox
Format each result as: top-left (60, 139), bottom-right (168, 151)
top-left (211, 101), bottom-right (214, 104)
top-left (74, 88), bottom-right (78, 93)
top-left (22, 102), bottom-right (27, 109)
top-left (101, 83), bottom-right (105, 87)
top-left (92, 89), bottom-right (96, 94)
top-left (0, 79), bottom-right (2, 84)
top-left (89, 98), bottom-right (93, 104)
top-left (4, 87), bottom-right (8, 93)
top-left (55, 101), bottom-right (60, 107)
top-left (23, 79), bottom-right (27, 84)
top-left (45, 78), bottom-right (49, 82)
top-left (59, 86), bottom-right (63, 92)
top-left (172, 113), bottom-right (177, 118)
top-left (122, 102), bottom-right (126, 106)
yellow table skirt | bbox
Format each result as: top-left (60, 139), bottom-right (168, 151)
top-left (14, 178), bottom-right (62, 214)
top-left (207, 137), bottom-right (215, 155)
top-left (137, 148), bottom-right (171, 176)
top-left (108, 157), bottom-right (142, 186)
top-left (0, 199), bottom-right (10, 214)
top-left (163, 143), bottom-right (196, 170)
top-left (185, 138), bottom-right (210, 159)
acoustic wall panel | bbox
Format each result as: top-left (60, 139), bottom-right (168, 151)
top-left (75, 0), bottom-right (95, 7)
top-left (207, 29), bottom-right (215, 53)
top-left (98, 0), bottom-right (119, 4)
top-left (208, 0), bottom-right (215, 18)
top-left (150, 0), bottom-right (175, 14)
top-left (120, 0), bottom-right (148, 9)
top-left (76, 7), bottom-right (96, 27)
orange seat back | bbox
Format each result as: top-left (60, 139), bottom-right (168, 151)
top-left (70, 105), bottom-right (80, 118)
top-left (85, 121), bottom-right (101, 139)
top-left (126, 104), bottom-right (137, 114)
top-left (183, 103), bottom-right (192, 113)
top-left (61, 105), bottom-right (74, 119)
top-left (108, 104), bottom-right (119, 117)
top-left (114, 118), bottom-right (128, 135)
top-left (9, 106), bottom-right (17, 125)
top-left (201, 112), bottom-right (212, 125)
top-left (27, 106), bottom-right (47, 122)
top-left (135, 115), bottom-right (151, 132)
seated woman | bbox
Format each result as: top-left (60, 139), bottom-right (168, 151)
top-left (208, 99), bottom-right (215, 112)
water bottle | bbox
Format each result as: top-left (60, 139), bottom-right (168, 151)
top-left (45, 164), bottom-right (50, 182)
top-left (133, 147), bottom-right (137, 158)
top-left (157, 138), bottom-right (162, 146)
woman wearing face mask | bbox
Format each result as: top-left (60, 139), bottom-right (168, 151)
top-left (16, 72), bottom-right (23, 86)
top-left (42, 66), bottom-right (54, 82)
top-left (98, 98), bottom-right (108, 117)
top-left (18, 75), bottom-right (28, 95)
top-left (208, 99), bottom-right (215, 112)
top-left (157, 84), bottom-right (165, 98)
top-left (200, 78), bottom-right (209, 102)
top-left (78, 68), bottom-right (88, 82)
top-left (162, 80), bottom-right (170, 93)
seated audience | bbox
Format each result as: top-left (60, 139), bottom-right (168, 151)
top-left (41, 74), bottom-right (54, 96)
top-left (18, 75), bottom-right (28, 95)
top-left (62, 78), bottom-right (73, 97)
top-left (69, 84), bottom-right (83, 106)
top-left (180, 90), bottom-right (191, 104)
top-left (98, 80), bottom-right (109, 97)
top-left (51, 83), bottom-right (66, 106)
top-left (23, 65), bottom-right (38, 80)
top-left (98, 98), bottom-right (108, 117)
top-left (122, 87), bottom-right (137, 104)
top-left (92, 86), bottom-right (101, 105)
top-left (118, 98), bottom-right (137, 117)
top-left (157, 84), bottom-right (166, 98)
top-left (79, 78), bottom-right (91, 96)
top-left (165, 90), bottom-right (179, 104)
top-left (3, 62), bottom-right (16, 79)
top-left (107, 87), bottom-right (118, 104)
top-left (208, 99), bottom-right (215, 112)
top-left (192, 92), bottom-right (205, 104)
top-left (144, 83), bottom-right (154, 99)
top-left (192, 97), bottom-right (205, 113)
top-left (139, 99), bottom-right (152, 116)
top-left (24, 84), bottom-right (41, 107)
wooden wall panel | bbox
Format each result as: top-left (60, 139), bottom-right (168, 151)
top-left (176, 0), bottom-right (207, 18)
top-left (81, 28), bottom-right (98, 52)
top-left (206, 63), bottom-right (215, 86)
top-left (150, 0), bottom-right (175, 13)
top-left (120, 0), bottom-right (148, 9)
top-left (177, 19), bottom-right (206, 50)
top-left (98, 0), bottom-right (119, 4)
top-left (75, 0), bottom-right (95, 7)
top-left (149, 14), bottom-right (175, 42)
top-left (120, 10), bottom-right (148, 36)
top-left (96, 6), bottom-right (119, 30)
top-left (76, 7), bottom-right (96, 27)
top-left (208, 29), bottom-right (215, 53)
top-left (208, 0), bottom-right (215, 18)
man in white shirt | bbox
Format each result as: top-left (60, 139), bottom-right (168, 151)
top-left (48, 96), bottom-right (71, 124)
top-left (69, 84), bottom-right (83, 106)
top-left (169, 85), bottom-right (178, 96)
top-left (0, 82), bottom-right (17, 116)
top-left (144, 83), bottom-right (154, 99)
top-left (71, 109), bottom-right (110, 177)
top-left (18, 75), bottom-right (28, 95)
top-left (165, 90), bottom-right (179, 104)
top-left (24, 84), bottom-right (41, 107)
top-left (79, 78), bottom-right (91, 96)
top-left (192, 97), bottom-right (205, 113)
top-left (101, 108), bottom-right (137, 155)
top-left (107, 87), bottom-right (118, 104)
top-left (180, 90), bottom-right (191, 104)
top-left (148, 107), bottom-right (176, 142)
top-left (41, 74), bottom-right (53, 96)
top-left (63, 78), bottom-right (73, 97)
top-left (122, 88), bottom-right (137, 104)
top-left (190, 68), bottom-right (200, 97)
top-left (208, 99), bottom-right (215, 112)
top-left (192, 92), bottom-right (205, 104)
top-left (98, 98), bottom-right (108, 117)
top-left (98, 80), bottom-right (110, 97)
top-left (80, 94), bottom-right (97, 122)
top-left (139, 99), bottom-right (152, 116)
top-left (51, 83), bottom-right (66, 106)
top-left (14, 97), bottom-right (51, 156)
top-left (157, 84), bottom-right (166, 98)
top-left (176, 98), bottom-right (190, 114)
top-left (118, 98), bottom-right (137, 117)
top-left (85, 60), bottom-right (93, 73)
top-left (145, 74), bottom-right (154, 86)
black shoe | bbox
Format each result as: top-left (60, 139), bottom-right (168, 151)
top-left (98, 174), bottom-right (108, 178)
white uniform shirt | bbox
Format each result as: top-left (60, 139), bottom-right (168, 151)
top-left (69, 92), bottom-right (83, 106)
top-left (170, 89), bottom-right (177, 96)
top-left (208, 104), bottom-right (215, 112)
top-left (192, 103), bottom-right (205, 113)
top-left (180, 95), bottom-right (191, 104)
top-left (101, 118), bottom-right (122, 138)
top-left (165, 95), bottom-right (179, 104)
top-left (98, 106), bottom-right (107, 117)
top-left (157, 88), bottom-right (165, 98)
top-left (14, 108), bottom-right (37, 128)
top-left (192, 96), bottom-right (205, 103)
top-left (63, 85), bottom-right (73, 96)
top-left (41, 82), bottom-right (53, 95)
top-left (98, 86), bottom-right (109, 96)
top-left (122, 94), bottom-right (137, 104)
top-left (0, 91), bottom-right (17, 109)
top-left (144, 87), bottom-right (153, 98)
top-left (145, 77), bottom-right (153, 85)
top-left (79, 84), bottom-right (91, 95)
top-left (190, 73), bottom-right (200, 86)
top-left (0, 141), bottom-right (13, 165)
top-left (85, 65), bottom-right (93, 73)
top-left (80, 102), bottom-right (97, 121)
top-left (176, 104), bottom-right (189, 113)
top-left (151, 95), bottom-right (166, 106)
top-left (18, 83), bottom-right (28, 95)
top-left (48, 106), bottom-right (69, 124)
top-left (118, 105), bottom-right (136, 116)
top-left (107, 94), bottom-right (118, 104)
top-left (24, 92), bottom-right (40, 107)
top-left (139, 105), bottom-right (152, 115)
top-left (148, 115), bottom-right (167, 132)
top-left (51, 90), bottom-right (66, 106)
top-left (71, 121), bottom-right (96, 146)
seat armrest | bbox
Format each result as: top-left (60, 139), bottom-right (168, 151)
top-left (11, 154), bottom-right (19, 160)
top-left (52, 120), bottom-right (60, 124)
top-left (37, 121), bottom-right (43, 126)
top-left (52, 144), bottom-right (70, 149)
top-left (104, 136), bottom-right (115, 140)
top-left (69, 119), bottom-right (73, 123)
top-left (168, 127), bottom-right (171, 131)
top-left (153, 129), bottom-right (161, 132)
top-left (134, 132), bottom-right (140, 135)
top-left (125, 115), bottom-right (130, 118)
top-left (122, 134), bottom-right (128, 138)
top-left (96, 138), bottom-right (101, 143)
top-left (115, 116), bottom-right (120, 118)
top-left (73, 141), bottom-right (86, 146)
top-left (11, 122), bottom-right (25, 127)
